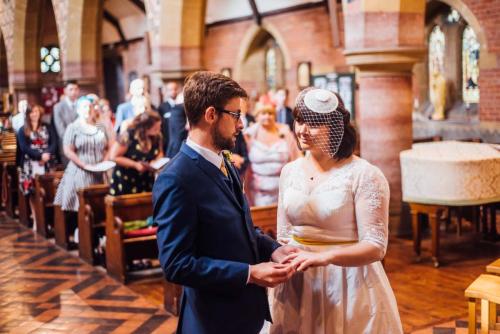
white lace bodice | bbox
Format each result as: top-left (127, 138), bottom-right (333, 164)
top-left (277, 156), bottom-right (390, 254)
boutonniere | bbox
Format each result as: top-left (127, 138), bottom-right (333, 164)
top-left (222, 150), bottom-right (233, 163)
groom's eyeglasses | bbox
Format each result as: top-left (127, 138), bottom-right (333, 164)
top-left (217, 108), bottom-right (242, 121)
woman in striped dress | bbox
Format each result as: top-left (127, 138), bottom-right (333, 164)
top-left (54, 95), bottom-right (110, 239)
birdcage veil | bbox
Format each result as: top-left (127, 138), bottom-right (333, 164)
top-left (294, 88), bottom-right (345, 158)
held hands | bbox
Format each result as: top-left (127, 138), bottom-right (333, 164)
top-left (248, 262), bottom-right (295, 288)
top-left (41, 153), bottom-right (51, 163)
top-left (281, 250), bottom-right (332, 272)
top-left (135, 161), bottom-right (154, 173)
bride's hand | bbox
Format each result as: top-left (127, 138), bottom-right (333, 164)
top-left (285, 250), bottom-right (331, 272)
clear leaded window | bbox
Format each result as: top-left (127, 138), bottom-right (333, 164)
top-left (40, 46), bottom-right (60, 73)
top-left (265, 44), bottom-right (277, 91)
top-left (462, 26), bottom-right (480, 104)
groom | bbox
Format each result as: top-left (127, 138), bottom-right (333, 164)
top-left (153, 71), bottom-right (297, 334)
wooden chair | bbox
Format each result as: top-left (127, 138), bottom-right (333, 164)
top-left (465, 274), bottom-right (500, 333)
top-left (34, 172), bottom-right (63, 238)
top-left (77, 184), bottom-right (109, 265)
top-left (105, 193), bottom-right (158, 283)
top-left (486, 259), bottom-right (500, 276)
top-left (250, 204), bottom-right (278, 239)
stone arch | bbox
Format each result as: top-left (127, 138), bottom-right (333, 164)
top-left (52, 0), bottom-right (103, 92)
top-left (432, 0), bottom-right (495, 69)
top-left (234, 23), bottom-right (292, 82)
top-left (234, 23), bottom-right (292, 96)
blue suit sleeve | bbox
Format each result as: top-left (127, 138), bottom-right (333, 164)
top-left (154, 172), bottom-right (249, 293)
top-left (254, 228), bottom-right (281, 262)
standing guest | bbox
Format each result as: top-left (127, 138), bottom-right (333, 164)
top-left (158, 81), bottom-right (180, 152)
top-left (53, 81), bottom-right (80, 165)
top-left (109, 112), bottom-right (163, 196)
top-left (240, 97), bottom-right (255, 129)
top-left (118, 94), bottom-right (150, 134)
top-left (97, 98), bottom-right (115, 143)
top-left (163, 83), bottom-right (187, 158)
top-left (114, 78), bottom-right (145, 133)
top-left (274, 88), bottom-right (294, 131)
top-left (245, 103), bottom-right (301, 206)
top-left (54, 95), bottom-right (110, 242)
top-left (17, 105), bottom-right (57, 230)
top-left (12, 100), bottom-right (28, 133)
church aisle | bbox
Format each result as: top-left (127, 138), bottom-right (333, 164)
top-left (0, 213), bottom-right (177, 334)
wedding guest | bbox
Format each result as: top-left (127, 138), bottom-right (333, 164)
top-left (98, 98), bottom-right (116, 143)
top-left (54, 95), bottom-right (110, 241)
top-left (270, 88), bottom-right (402, 333)
top-left (114, 78), bottom-right (146, 132)
top-left (53, 81), bottom-right (80, 165)
top-left (274, 88), bottom-right (294, 131)
top-left (17, 105), bottom-right (57, 230)
top-left (244, 102), bottom-right (300, 206)
top-left (109, 111), bottom-right (163, 196)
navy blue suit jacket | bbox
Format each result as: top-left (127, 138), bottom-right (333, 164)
top-left (165, 104), bottom-right (187, 158)
top-left (153, 143), bottom-right (280, 334)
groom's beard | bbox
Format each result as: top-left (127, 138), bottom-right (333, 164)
top-left (211, 120), bottom-right (235, 151)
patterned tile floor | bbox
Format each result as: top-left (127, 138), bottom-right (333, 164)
top-left (0, 213), bottom-right (498, 333)
top-left (0, 214), bottom-right (177, 334)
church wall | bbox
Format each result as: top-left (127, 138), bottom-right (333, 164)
top-left (203, 6), bottom-right (348, 102)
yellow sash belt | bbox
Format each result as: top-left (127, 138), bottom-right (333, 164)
top-left (293, 235), bottom-right (358, 246)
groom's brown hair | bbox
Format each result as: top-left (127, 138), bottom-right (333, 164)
top-left (183, 71), bottom-right (247, 126)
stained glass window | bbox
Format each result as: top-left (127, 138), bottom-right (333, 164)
top-left (462, 26), bottom-right (480, 103)
top-left (40, 46), bottom-right (60, 73)
top-left (265, 45), bottom-right (277, 90)
top-left (428, 25), bottom-right (445, 80)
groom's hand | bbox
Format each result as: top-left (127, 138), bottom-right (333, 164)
top-left (248, 262), bottom-right (294, 288)
top-left (271, 245), bottom-right (300, 264)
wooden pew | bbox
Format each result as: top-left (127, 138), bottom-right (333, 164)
top-left (34, 171), bottom-right (63, 238)
top-left (250, 204), bottom-right (278, 239)
top-left (77, 184), bottom-right (110, 265)
top-left (17, 169), bottom-right (31, 227)
top-left (2, 162), bottom-right (18, 218)
top-left (105, 193), bottom-right (158, 283)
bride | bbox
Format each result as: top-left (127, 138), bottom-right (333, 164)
top-left (270, 88), bottom-right (402, 334)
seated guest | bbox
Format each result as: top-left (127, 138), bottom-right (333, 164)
top-left (54, 95), bottom-right (110, 241)
top-left (17, 105), bottom-right (57, 230)
top-left (244, 102), bottom-right (301, 206)
top-left (109, 111), bottom-right (163, 196)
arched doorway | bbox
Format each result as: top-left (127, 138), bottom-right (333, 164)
top-left (237, 29), bottom-right (285, 97)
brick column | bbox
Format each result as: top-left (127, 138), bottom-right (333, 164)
top-left (145, 0), bottom-right (206, 100)
top-left (342, 0), bottom-right (426, 235)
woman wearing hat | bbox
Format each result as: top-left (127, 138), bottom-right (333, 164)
top-left (270, 88), bottom-right (402, 333)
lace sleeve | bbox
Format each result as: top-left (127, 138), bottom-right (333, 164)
top-left (353, 163), bottom-right (390, 256)
top-left (277, 163), bottom-right (293, 243)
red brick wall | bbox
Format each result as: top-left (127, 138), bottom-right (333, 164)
top-left (203, 6), bottom-right (348, 101)
top-left (462, 0), bottom-right (500, 121)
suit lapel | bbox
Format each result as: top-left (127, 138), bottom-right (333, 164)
top-left (181, 144), bottom-right (242, 211)
top-left (225, 157), bottom-right (259, 260)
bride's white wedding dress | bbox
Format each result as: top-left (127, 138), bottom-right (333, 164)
top-left (269, 156), bottom-right (403, 334)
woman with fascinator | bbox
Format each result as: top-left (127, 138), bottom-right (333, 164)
top-left (54, 95), bottom-right (110, 241)
top-left (269, 88), bottom-right (402, 333)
